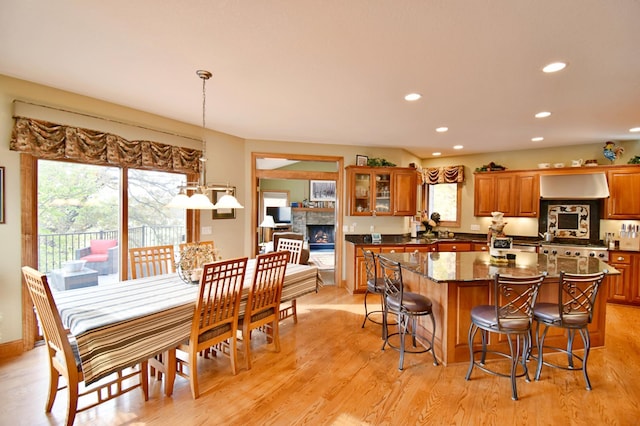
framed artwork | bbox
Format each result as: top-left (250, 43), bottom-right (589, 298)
top-left (211, 186), bottom-right (236, 219)
top-left (310, 180), bottom-right (336, 201)
top-left (0, 167), bottom-right (4, 223)
top-left (356, 155), bottom-right (368, 166)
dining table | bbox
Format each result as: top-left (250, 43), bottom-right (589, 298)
top-left (52, 259), bottom-right (320, 394)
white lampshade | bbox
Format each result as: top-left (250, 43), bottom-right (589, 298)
top-left (187, 193), bottom-right (216, 210)
top-left (214, 193), bottom-right (244, 209)
top-left (166, 192), bottom-right (191, 209)
top-left (260, 215), bottom-right (276, 228)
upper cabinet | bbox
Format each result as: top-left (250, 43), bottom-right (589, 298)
top-left (474, 171), bottom-right (539, 217)
top-left (346, 166), bottom-right (418, 216)
top-left (604, 167), bottom-right (640, 219)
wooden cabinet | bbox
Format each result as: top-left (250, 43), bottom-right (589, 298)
top-left (514, 172), bottom-right (540, 217)
top-left (607, 251), bottom-right (640, 305)
top-left (437, 242), bottom-right (472, 252)
top-left (346, 166), bottom-right (418, 216)
top-left (474, 171), bottom-right (540, 217)
top-left (473, 173), bottom-right (515, 216)
top-left (604, 168), bottom-right (640, 219)
top-left (346, 243), bottom-right (405, 294)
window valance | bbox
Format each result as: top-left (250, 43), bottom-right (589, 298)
top-left (10, 117), bottom-right (202, 174)
top-left (421, 165), bottom-right (464, 184)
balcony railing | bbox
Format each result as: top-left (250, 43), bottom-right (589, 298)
top-left (39, 225), bottom-right (185, 273)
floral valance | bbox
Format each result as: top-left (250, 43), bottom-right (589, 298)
top-left (421, 165), bottom-right (465, 185)
top-left (10, 117), bottom-right (202, 174)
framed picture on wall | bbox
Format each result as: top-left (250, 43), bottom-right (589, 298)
top-left (356, 155), bottom-right (368, 166)
top-left (211, 186), bottom-right (237, 219)
top-left (310, 180), bottom-right (336, 202)
top-left (0, 167), bottom-right (4, 224)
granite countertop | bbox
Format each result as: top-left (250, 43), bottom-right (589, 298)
top-left (344, 233), bottom-right (541, 247)
top-left (378, 251), bottom-right (619, 283)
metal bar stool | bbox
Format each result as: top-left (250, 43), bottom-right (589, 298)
top-left (533, 271), bottom-right (606, 390)
top-left (465, 273), bottom-right (545, 400)
top-left (378, 256), bottom-right (438, 370)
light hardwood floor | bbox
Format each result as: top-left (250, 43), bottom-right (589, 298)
top-left (1, 286), bottom-right (639, 425)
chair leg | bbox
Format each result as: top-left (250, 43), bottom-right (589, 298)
top-left (567, 329), bottom-right (575, 368)
top-left (506, 334), bottom-right (519, 401)
top-left (465, 323), bottom-right (479, 380)
top-left (46, 365), bottom-right (59, 412)
top-left (140, 360), bottom-right (149, 401)
top-left (361, 289), bottom-right (370, 328)
top-left (535, 325), bottom-right (551, 381)
top-left (292, 299), bottom-right (298, 324)
top-left (579, 328), bottom-right (592, 390)
top-left (429, 312), bottom-right (439, 366)
top-left (229, 335), bottom-right (238, 376)
top-left (398, 313), bottom-right (407, 371)
top-left (273, 318), bottom-right (281, 353)
top-left (243, 323), bottom-right (252, 370)
top-left (189, 349), bottom-right (200, 399)
top-left (65, 379), bottom-right (79, 426)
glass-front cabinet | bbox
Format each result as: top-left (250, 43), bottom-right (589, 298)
top-left (347, 166), bottom-right (416, 216)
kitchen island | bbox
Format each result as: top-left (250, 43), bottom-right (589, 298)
top-left (378, 251), bottom-right (618, 365)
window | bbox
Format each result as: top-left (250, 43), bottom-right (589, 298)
top-left (426, 183), bottom-right (461, 227)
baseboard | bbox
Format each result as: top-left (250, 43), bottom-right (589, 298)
top-left (0, 340), bottom-right (24, 359)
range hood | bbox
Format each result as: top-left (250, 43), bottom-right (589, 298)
top-left (539, 173), bottom-right (610, 199)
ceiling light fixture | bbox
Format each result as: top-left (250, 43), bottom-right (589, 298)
top-left (432, 152), bottom-right (442, 156)
top-left (167, 70), bottom-right (244, 210)
top-left (630, 127), bottom-right (640, 133)
top-left (535, 111), bottom-right (551, 118)
top-left (542, 62), bottom-right (567, 73)
top-left (531, 137), bottom-right (544, 142)
top-left (453, 145), bottom-right (463, 150)
top-left (404, 93), bottom-right (422, 101)
top-left (436, 127), bottom-right (449, 133)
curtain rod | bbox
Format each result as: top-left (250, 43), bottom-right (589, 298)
top-left (13, 99), bottom-right (201, 143)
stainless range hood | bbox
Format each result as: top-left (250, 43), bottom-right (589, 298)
top-left (539, 173), bottom-right (610, 199)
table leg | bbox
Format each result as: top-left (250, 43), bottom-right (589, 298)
top-left (163, 349), bottom-right (177, 397)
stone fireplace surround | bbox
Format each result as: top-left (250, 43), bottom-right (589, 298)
top-left (292, 209), bottom-right (335, 249)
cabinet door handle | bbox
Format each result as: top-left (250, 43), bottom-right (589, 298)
top-left (617, 256), bottom-right (625, 261)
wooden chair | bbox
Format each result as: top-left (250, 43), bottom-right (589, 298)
top-left (129, 244), bottom-right (175, 279)
top-left (21, 266), bottom-right (148, 426)
top-left (176, 257), bottom-right (248, 399)
top-left (239, 251), bottom-right (290, 369)
top-left (275, 238), bottom-right (304, 323)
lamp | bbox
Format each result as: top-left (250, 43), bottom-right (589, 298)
top-left (259, 215), bottom-right (276, 245)
top-left (167, 70), bottom-right (244, 210)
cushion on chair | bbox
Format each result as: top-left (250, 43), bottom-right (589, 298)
top-left (80, 254), bottom-right (109, 262)
top-left (386, 291), bottom-right (433, 314)
top-left (367, 277), bottom-right (386, 293)
top-left (471, 304), bottom-right (530, 331)
top-left (90, 239), bottom-right (118, 255)
top-left (534, 302), bottom-right (589, 326)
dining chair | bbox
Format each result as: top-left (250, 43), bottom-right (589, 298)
top-left (276, 237), bottom-right (304, 323)
top-left (239, 250), bottom-right (290, 369)
top-left (178, 240), bottom-right (215, 253)
top-left (533, 271), bottom-right (606, 390)
top-left (465, 273), bottom-right (545, 400)
top-left (129, 244), bottom-right (175, 279)
top-left (378, 256), bottom-right (439, 370)
top-left (176, 257), bottom-right (248, 399)
top-left (21, 266), bottom-right (148, 426)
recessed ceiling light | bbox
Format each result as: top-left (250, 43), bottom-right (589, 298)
top-left (531, 137), bottom-right (544, 142)
top-left (432, 152), bottom-right (442, 156)
top-left (535, 111), bottom-right (551, 118)
top-left (542, 62), bottom-right (567, 73)
top-left (453, 145), bottom-right (463, 150)
top-left (404, 93), bottom-right (422, 101)
top-left (630, 127), bottom-right (640, 133)
top-left (436, 127), bottom-right (448, 133)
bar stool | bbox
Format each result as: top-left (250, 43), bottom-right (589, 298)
top-left (533, 271), bottom-right (606, 390)
top-left (361, 249), bottom-right (386, 331)
top-left (378, 256), bottom-right (438, 370)
top-left (465, 273), bottom-right (545, 400)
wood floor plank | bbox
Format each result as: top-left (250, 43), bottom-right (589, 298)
top-left (1, 286), bottom-right (639, 425)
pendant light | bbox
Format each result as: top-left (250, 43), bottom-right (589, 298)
top-left (167, 70), bottom-right (244, 210)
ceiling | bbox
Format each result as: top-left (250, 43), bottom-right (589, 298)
top-left (1, 1), bottom-right (639, 159)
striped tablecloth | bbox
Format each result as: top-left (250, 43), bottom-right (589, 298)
top-left (53, 261), bottom-right (319, 385)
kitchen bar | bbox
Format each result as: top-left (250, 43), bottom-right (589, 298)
top-left (378, 250), bottom-right (619, 365)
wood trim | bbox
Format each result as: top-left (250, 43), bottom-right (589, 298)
top-left (251, 152), bottom-right (343, 287)
top-left (0, 340), bottom-right (24, 359)
top-left (20, 154), bottom-right (38, 350)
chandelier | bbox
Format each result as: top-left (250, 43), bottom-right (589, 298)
top-left (167, 70), bottom-right (244, 210)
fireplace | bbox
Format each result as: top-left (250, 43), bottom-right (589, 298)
top-left (307, 224), bottom-right (335, 250)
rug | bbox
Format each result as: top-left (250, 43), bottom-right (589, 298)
top-left (309, 251), bottom-right (334, 270)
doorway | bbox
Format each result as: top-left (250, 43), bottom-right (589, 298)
top-left (251, 153), bottom-right (343, 286)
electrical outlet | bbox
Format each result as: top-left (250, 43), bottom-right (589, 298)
top-left (470, 224), bottom-right (481, 231)
top-left (343, 225), bottom-right (349, 232)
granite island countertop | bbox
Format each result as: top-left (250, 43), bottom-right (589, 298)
top-left (378, 251), bottom-right (619, 283)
